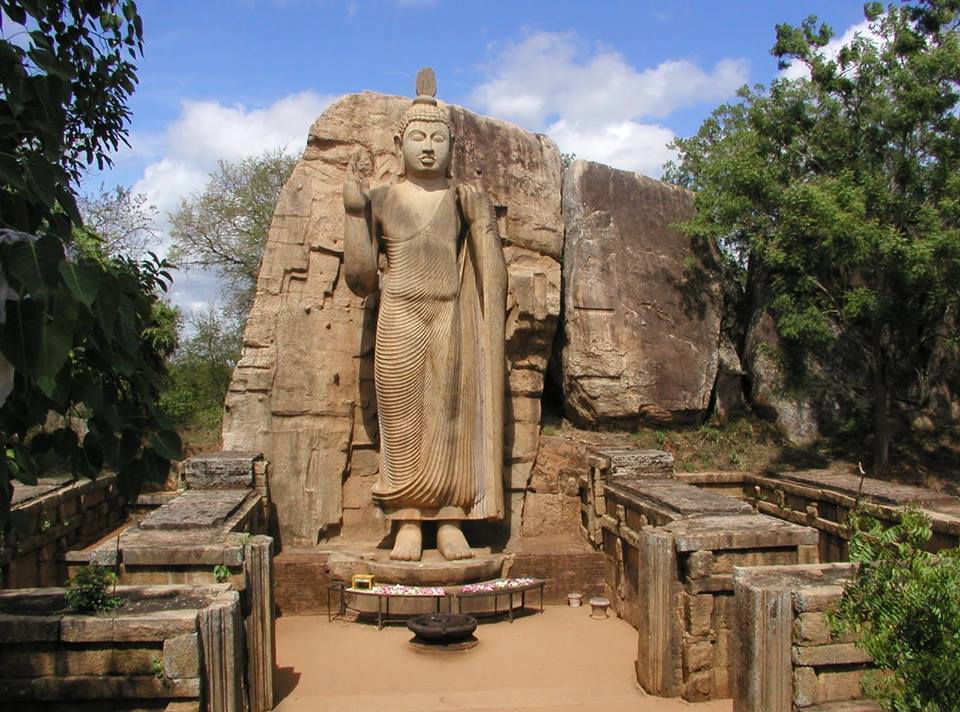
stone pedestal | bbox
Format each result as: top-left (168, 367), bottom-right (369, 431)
top-left (326, 548), bottom-right (511, 586)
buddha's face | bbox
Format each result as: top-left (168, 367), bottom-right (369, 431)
top-left (400, 120), bottom-right (450, 178)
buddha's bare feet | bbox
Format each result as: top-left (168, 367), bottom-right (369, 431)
top-left (437, 521), bottom-right (474, 560)
top-left (390, 521), bottom-right (422, 561)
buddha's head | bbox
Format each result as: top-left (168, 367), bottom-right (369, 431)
top-left (396, 67), bottom-right (452, 179)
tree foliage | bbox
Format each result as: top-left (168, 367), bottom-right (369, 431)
top-left (664, 1), bottom-right (960, 472)
top-left (168, 150), bottom-right (296, 320)
top-left (161, 306), bottom-right (240, 433)
top-left (0, 1), bottom-right (180, 526)
top-left (832, 507), bottom-right (960, 710)
top-left (77, 185), bottom-right (157, 260)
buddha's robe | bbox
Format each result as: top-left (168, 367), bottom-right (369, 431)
top-left (370, 185), bottom-right (504, 521)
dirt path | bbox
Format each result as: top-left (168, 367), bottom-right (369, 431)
top-left (274, 606), bottom-right (732, 711)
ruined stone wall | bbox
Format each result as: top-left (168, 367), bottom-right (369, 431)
top-left (221, 92), bottom-right (562, 548)
top-left (0, 585), bottom-right (242, 712)
top-left (734, 563), bottom-right (876, 712)
top-left (2, 476), bottom-right (125, 589)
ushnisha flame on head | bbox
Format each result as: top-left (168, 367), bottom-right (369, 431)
top-left (397, 67), bottom-right (450, 138)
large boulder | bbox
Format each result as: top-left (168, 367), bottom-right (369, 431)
top-left (221, 92), bottom-right (562, 547)
top-left (561, 160), bottom-right (722, 426)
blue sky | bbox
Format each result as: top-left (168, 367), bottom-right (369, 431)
top-left (82, 0), bottom-right (872, 312)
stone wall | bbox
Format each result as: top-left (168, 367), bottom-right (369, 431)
top-left (673, 469), bottom-right (960, 562)
top-left (0, 584), bottom-right (242, 712)
top-left (733, 563), bottom-right (878, 712)
top-left (562, 160), bottom-right (722, 427)
top-left (66, 453), bottom-right (275, 712)
top-left (221, 92), bottom-right (562, 548)
top-left (581, 450), bottom-right (820, 703)
top-left (2, 475), bottom-right (125, 589)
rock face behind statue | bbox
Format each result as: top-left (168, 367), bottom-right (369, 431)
top-left (221, 92), bottom-right (562, 548)
top-left (562, 160), bottom-right (722, 426)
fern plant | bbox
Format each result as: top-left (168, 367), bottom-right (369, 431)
top-left (831, 507), bottom-right (960, 711)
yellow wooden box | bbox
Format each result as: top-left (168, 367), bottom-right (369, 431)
top-left (351, 574), bottom-right (375, 590)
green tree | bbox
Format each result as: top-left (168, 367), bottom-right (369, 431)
top-left (168, 150), bottom-right (296, 320)
top-left (832, 507), bottom-right (960, 710)
top-left (0, 1), bottom-right (180, 526)
top-left (664, 1), bottom-right (960, 473)
top-left (161, 306), bottom-right (240, 434)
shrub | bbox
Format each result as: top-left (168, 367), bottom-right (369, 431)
top-left (831, 507), bottom-right (960, 710)
top-left (65, 565), bottom-right (121, 614)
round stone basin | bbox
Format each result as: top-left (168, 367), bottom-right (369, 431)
top-left (406, 613), bottom-right (478, 649)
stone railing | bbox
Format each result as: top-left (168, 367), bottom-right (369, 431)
top-left (0, 584), bottom-right (244, 711)
top-left (1, 475), bottom-right (125, 589)
top-left (733, 563), bottom-right (879, 712)
top-left (675, 469), bottom-right (960, 561)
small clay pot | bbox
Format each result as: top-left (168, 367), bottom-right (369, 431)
top-left (567, 592), bottom-right (584, 608)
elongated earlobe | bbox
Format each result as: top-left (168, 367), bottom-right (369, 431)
top-left (394, 133), bottom-right (405, 177)
top-left (446, 135), bottom-right (454, 179)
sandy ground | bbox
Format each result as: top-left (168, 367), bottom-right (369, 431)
top-left (274, 606), bottom-right (732, 712)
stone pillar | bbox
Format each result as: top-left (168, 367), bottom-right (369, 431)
top-left (636, 528), bottom-right (681, 697)
top-left (244, 535), bottom-right (275, 712)
top-left (732, 573), bottom-right (794, 712)
top-left (199, 589), bottom-right (245, 712)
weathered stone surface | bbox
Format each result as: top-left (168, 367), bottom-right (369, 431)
top-left (528, 436), bottom-right (588, 495)
top-left (605, 477), bottom-right (752, 527)
top-left (734, 564), bottom-right (863, 712)
top-left (138, 490), bottom-right (250, 531)
top-left (163, 632), bottom-right (200, 679)
top-left (596, 447), bottom-right (675, 477)
top-left (713, 335), bottom-right (747, 421)
top-left (792, 643), bottom-right (872, 667)
top-left (222, 92), bottom-right (562, 547)
top-left (777, 469), bottom-right (957, 507)
top-left (562, 160), bottom-right (722, 426)
top-left (743, 302), bottom-right (822, 445)
top-left (664, 514), bottom-right (818, 552)
top-left (183, 452), bottom-right (260, 489)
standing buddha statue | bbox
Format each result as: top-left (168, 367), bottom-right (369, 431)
top-left (342, 68), bottom-right (507, 561)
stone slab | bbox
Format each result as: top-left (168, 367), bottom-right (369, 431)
top-left (596, 448), bottom-right (675, 476)
top-left (776, 470), bottom-right (957, 507)
top-left (183, 451), bottom-right (261, 489)
top-left (138, 490), bottom-right (250, 530)
top-left (732, 563), bottom-right (856, 610)
top-left (326, 549), bottom-right (510, 586)
top-left (10, 480), bottom-right (62, 505)
top-left (60, 611), bottom-right (198, 642)
top-left (664, 515), bottom-right (819, 552)
top-left (605, 477), bottom-right (753, 520)
top-left (0, 675), bottom-right (201, 700)
top-left (792, 643), bottom-right (872, 667)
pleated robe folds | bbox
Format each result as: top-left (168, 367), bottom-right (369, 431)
top-left (369, 185), bottom-right (505, 521)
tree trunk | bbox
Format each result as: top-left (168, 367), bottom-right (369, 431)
top-left (872, 360), bottom-right (890, 475)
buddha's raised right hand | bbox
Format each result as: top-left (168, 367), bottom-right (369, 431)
top-left (343, 150), bottom-right (371, 214)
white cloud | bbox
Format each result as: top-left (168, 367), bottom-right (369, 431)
top-left (547, 119), bottom-right (677, 177)
top-left (780, 18), bottom-right (882, 80)
top-left (470, 32), bottom-right (748, 176)
top-left (126, 90), bottom-right (333, 313)
top-left (133, 90), bottom-right (332, 221)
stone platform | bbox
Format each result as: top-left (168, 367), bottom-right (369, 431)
top-left (326, 548), bottom-right (511, 586)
